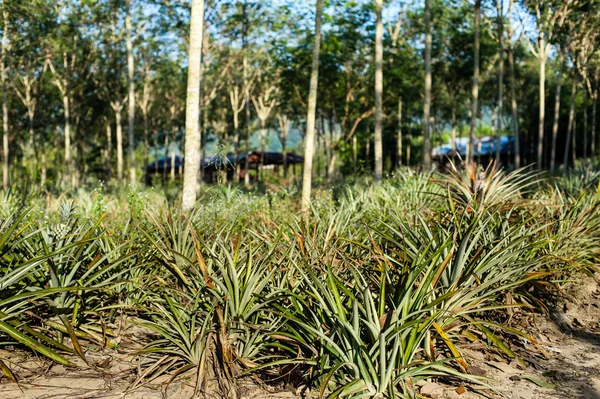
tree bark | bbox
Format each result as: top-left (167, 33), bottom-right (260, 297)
top-left (243, 55), bottom-right (251, 187)
top-left (171, 126), bottom-right (177, 182)
top-left (397, 97), bottom-right (403, 168)
top-left (353, 135), bottom-right (357, 180)
top-left (115, 107), bottom-right (123, 181)
top-left (468, 0), bottom-right (481, 164)
top-left (423, 0), bottom-right (432, 168)
top-left (300, 0), bottom-right (323, 213)
top-left (1, 9), bottom-right (8, 190)
top-left (495, 0), bottom-right (504, 165)
top-left (550, 53), bottom-right (564, 174)
top-left (537, 44), bottom-right (546, 169)
top-left (105, 119), bottom-right (112, 178)
top-left (374, 0), bottom-right (384, 180)
top-left (126, 0), bottom-right (136, 185)
top-left (508, 45), bottom-right (520, 168)
top-left (563, 77), bottom-right (577, 170)
top-left (451, 101), bottom-right (457, 163)
top-left (592, 85), bottom-right (598, 166)
top-left (182, 0), bottom-right (204, 211)
top-left (583, 87), bottom-right (587, 160)
top-left (507, 0), bottom-right (520, 168)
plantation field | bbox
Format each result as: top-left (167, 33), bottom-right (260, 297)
top-left (1, 165), bottom-right (600, 399)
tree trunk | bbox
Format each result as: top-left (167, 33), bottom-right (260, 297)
top-left (495, 0), bottom-right (504, 165)
top-left (423, 0), bottom-right (432, 168)
top-left (126, 0), bottom-right (136, 185)
top-left (300, 0), bottom-right (323, 213)
top-left (327, 148), bottom-right (336, 181)
top-left (563, 77), bottom-right (577, 170)
top-left (41, 145), bottom-right (46, 187)
top-left (143, 110), bottom-right (149, 173)
top-left (468, 0), bottom-right (481, 164)
top-left (550, 53), bottom-right (564, 174)
top-left (374, 0), bottom-right (384, 180)
top-left (171, 126), bottom-right (176, 182)
top-left (116, 108), bottom-right (123, 181)
top-left (583, 88), bottom-right (588, 160)
top-left (105, 120), bottom-right (112, 179)
top-left (233, 104), bottom-right (240, 182)
top-left (538, 47), bottom-right (546, 169)
top-left (259, 119), bottom-right (265, 181)
top-left (593, 90), bottom-right (598, 166)
top-left (243, 58), bottom-right (251, 187)
top-left (182, 0), bottom-right (205, 211)
top-left (572, 110), bottom-right (577, 164)
top-left (397, 97), bottom-right (403, 168)
top-left (508, 45), bottom-right (520, 168)
top-left (1, 9), bottom-right (8, 190)
top-left (63, 90), bottom-right (72, 185)
top-left (163, 132), bottom-right (169, 183)
top-left (353, 135), bottom-right (357, 180)
top-left (451, 101), bottom-right (457, 163)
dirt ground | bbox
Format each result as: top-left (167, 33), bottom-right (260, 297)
top-left (1, 273), bottom-right (599, 399)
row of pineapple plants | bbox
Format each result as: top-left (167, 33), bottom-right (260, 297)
top-left (1, 164), bottom-right (599, 398)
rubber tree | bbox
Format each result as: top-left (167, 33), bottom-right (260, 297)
top-left (495, 0), bottom-right (504, 164)
top-left (549, 50), bottom-right (565, 173)
top-left (125, 0), bottom-right (136, 185)
top-left (300, 0), bottom-right (323, 213)
top-left (182, 0), bottom-right (205, 211)
top-left (423, 0), bottom-right (432, 168)
top-left (374, 0), bottom-right (384, 180)
top-left (467, 0), bottom-right (481, 164)
top-left (251, 85), bottom-right (278, 180)
top-left (1, 8), bottom-right (9, 190)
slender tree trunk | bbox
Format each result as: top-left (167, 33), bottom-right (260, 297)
top-left (259, 120), bottom-right (265, 181)
top-left (1, 9), bottom-right (8, 190)
top-left (397, 97), bottom-right (403, 168)
top-left (563, 77), bottom-right (577, 170)
top-left (593, 92), bottom-right (597, 166)
top-left (62, 91), bottom-right (72, 185)
top-left (406, 128), bottom-right (411, 165)
top-left (143, 111), bottom-right (149, 171)
top-left (327, 149), bottom-right (336, 182)
top-left (243, 59), bottom-right (251, 186)
top-left (451, 101), bottom-right (457, 163)
top-left (366, 134), bottom-right (371, 165)
top-left (468, 0), bottom-right (481, 164)
top-left (163, 132), bottom-right (168, 183)
top-left (116, 108), bottom-right (123, 181)
top-left (423, 0), bottom-right (432, 168)
top-left (572, 111), bottom-right (577, 164)
top-left (126, 0), bottom-right (136, 185)
top-left (105, 120), bottom-right (112, 178)
top-left (508, 45), bottom-right (520, 168)
top-left (583, 88), bottom-right (588, 160)
top-left (300, 0), bottom-right (323, 213)
top-left (182, 0), bottom-right (205, 211)
top-left (171, 126), bottom-right (176, 182)
top-left (28, 117), bottom-right (35, 180)
top-left (233, 107), bottom-right (240, 182)
top-left (282, 134), bottom-right (287, 178)
top-left (374, 0), bottom-right (384, 180)
top-left (550, 53), bottom-right (564, 174)
top-left (495, 0), bottom-right (504, 165)
top-left (538, 46), bottom-right (547, 169)
top-left (353, 135), bottom-right (357, 180)
top-left (41, 145), bottom-right (46, 187)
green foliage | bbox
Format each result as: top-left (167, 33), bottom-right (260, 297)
top-left (1, 168), bottom-right (600, 396)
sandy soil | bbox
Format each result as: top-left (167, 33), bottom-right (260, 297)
top-left (1, 273), bottom-right (599, 399)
